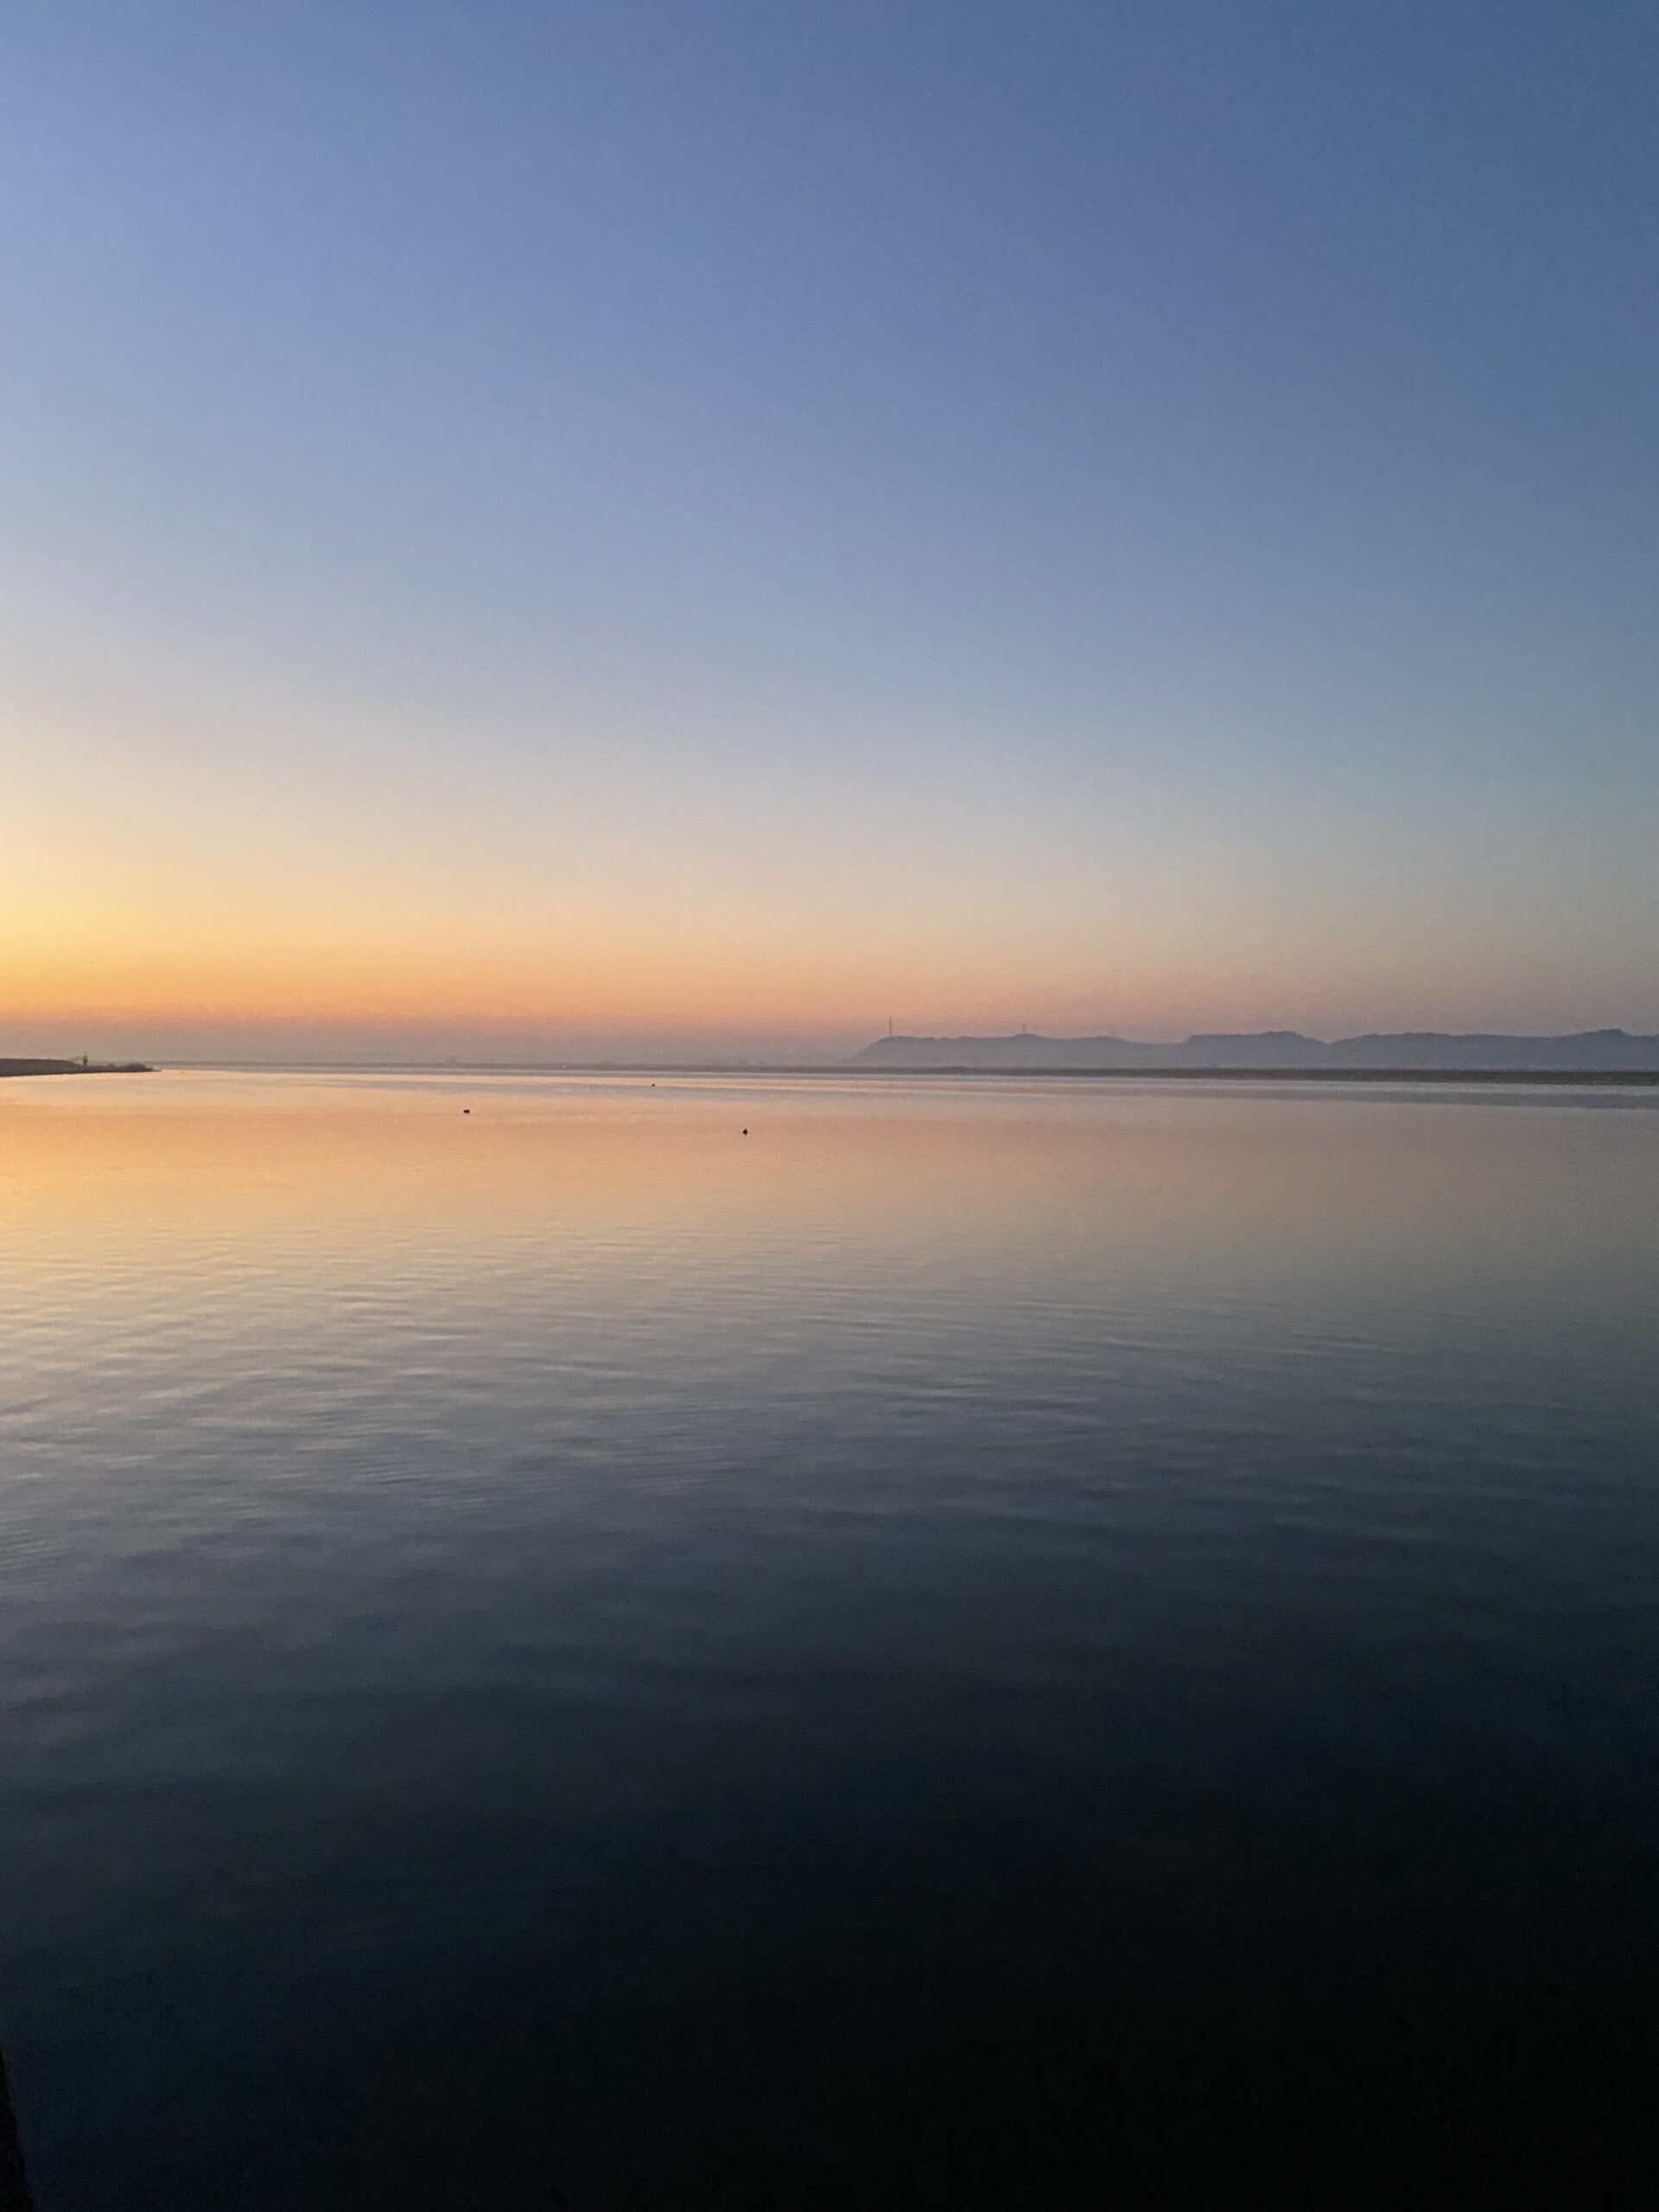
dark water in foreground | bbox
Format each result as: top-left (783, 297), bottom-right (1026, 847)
top-left (2, 1071), bottom-right (1656, 2206)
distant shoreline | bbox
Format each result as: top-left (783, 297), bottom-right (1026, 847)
top-left (855, 1027), bottom-right (1659, 1076)
top-left (127, 1060), bottom-right (1659, 1085)
top-left (0, 1059), bottom-right (153, 1078)
top-left (832, 1065), bottom-right (1659, 1085)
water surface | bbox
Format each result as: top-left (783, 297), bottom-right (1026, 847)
top-left (3, 1071), bottom-right (1656, 2203)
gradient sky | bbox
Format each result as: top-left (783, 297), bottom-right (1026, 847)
top-left (4, 0), bottom-right (1656, 1060)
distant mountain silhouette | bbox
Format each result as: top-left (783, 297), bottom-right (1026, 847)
top-left (854, 1029), bottom-right (1659, 1072)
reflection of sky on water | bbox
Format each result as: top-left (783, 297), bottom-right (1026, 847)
top-left (2, 1074), bottom-right (1656, 2202)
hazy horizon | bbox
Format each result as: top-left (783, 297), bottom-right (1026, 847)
top-left (8, 1013), bottom-right (1659, 1071)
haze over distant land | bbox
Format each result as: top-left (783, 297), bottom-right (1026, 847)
top-left (8, 1027), bottom-right (1659, 1077)
top-left (856, 1031), bottom-right (1659, 1072)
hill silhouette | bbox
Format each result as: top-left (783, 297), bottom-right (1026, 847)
top-left (854, 1030), bottom-right (1659, 1073)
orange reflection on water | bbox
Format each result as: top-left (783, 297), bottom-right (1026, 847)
top-left (3, 1070), bottom-right (1649, 1306)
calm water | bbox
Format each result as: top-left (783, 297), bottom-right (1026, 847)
top-left (2, 1070), bottom-right (1656, 2206)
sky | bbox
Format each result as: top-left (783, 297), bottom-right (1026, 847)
top-left (4, 0), bottom-right (1656, 1061)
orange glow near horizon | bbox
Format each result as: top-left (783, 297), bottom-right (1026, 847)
top-left (2, 879), bottom-right (1274, 1044)
top-left (7, 772), bottom-right (1644, 1052)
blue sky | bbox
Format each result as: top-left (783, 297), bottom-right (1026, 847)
top-left (4, 1), bottom-right (1656, 1056)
